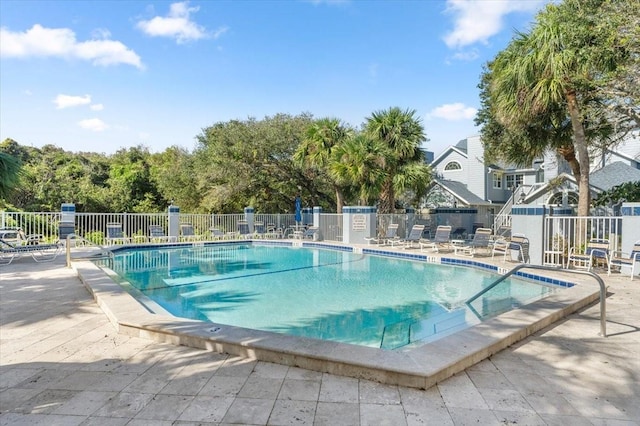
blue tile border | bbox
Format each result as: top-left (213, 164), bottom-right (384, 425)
top-left (343, 206), bottom-right (377, 213)
top-left (303, 242), bottom-right (353, 252)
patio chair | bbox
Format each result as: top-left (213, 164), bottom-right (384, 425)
top-left (148, 225), bottom-right (176, 243)
top-left (390, 224), bottom-right (425, 249)
top-left (454, 228), bottom-right (492, 257)
top-left (105, 223), bottom-right (132, 246)
top-left (419, 225), bottom-right (452, 252)
top-left (566, 238), bottom-right (609, 271)
top-left (492, 233), bottom-right (529, 263)
top-left (301, 226), bottom-right (320, 240)
top-left (236, 221), bottom-right (251, 239)
top-left (0, 238), bottom-right (62, 265)
top-left (364, 223), bottom-right (399, 245)
top-left (0, 227), bottom-right (44, 245)
top-left (180, 223), bottom-right (202, 242)
top-left (608, 241), bottom-right (640, 280)
top-left (253, 221), bottom-right (277, 239)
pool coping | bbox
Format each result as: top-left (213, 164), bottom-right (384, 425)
top-left (72, 240), bottom-right (602, 389)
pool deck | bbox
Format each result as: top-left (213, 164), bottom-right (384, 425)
top-left (1, 246), bottom-right (639, 425)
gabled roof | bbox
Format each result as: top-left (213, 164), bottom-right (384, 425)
top-left (431, 145), bottom-right (468, 168)
top-left (455, 139), bottom-right (468, 153)
top-left (433, 179), bottom-right (493, 206)
top-left (590, 161), bottom-right (640, 191)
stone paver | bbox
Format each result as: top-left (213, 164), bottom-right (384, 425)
top-left (1, 257), bottom-right (639, 425)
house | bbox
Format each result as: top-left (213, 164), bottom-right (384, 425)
top-left (425, 134), bottom-right (640, 228)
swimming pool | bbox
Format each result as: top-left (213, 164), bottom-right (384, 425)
top-left (103, 243), bottom-right (561, 348)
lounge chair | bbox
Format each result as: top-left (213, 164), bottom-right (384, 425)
top-left (148, 225), bottom-right (176, 243)
top-left (301, 226), bottom-right (320, 240)
top-left (492, 233), bottom-right (529, 263)
top-left (105, 223), bottom-right (132, 246)
top-left (608, 241), bottom-right (640, 280)
top-left (364, 223), bottom-right (399, 245)
top-left (209, 228), bottom-right (226, 240)
top-left (253, 221), bottom-right (277, 239)
top-left (454, 228), bottom-right (492, 257)
top-left (419, 225), bottom-right (452, 252)
top-left (566, 238), bottom-right (609, 271)
top-left (0, 227), bottom-right (44, 245)
top-left (180, 223), bottom-right (202, 242)
top-left (390, 224), bottom-right (425, 249)
top-left (0, 238), bottom-right (62, 265)
top-left (236, 221), bottom-right (251, 239)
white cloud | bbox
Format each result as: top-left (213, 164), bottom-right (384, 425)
top-left (136, 1), bottom-right (219, 44)
top-left (54, 94), bottom-right (91, 109)
top-left (78, 118), bottom-right (108, 132)
top-left (0, 24), bottom-right (143, 69)
top-left (90, 103), bottom-right (104, 111)
top-left (443, 0), bottom-right (545, 49)
top-left (428, 103), bottom-right (478, 121)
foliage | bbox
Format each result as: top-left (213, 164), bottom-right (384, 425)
top-left (364, 107), bottom-right (430, 212)
top-left (592, 181), bottom-right (640, 207)
top-left (476, 0), bottom-right (637, 216)
top-left (194, 114), bottom-right (333, 213)
top-left (0, 149), bottom-right (22, 200)
top-left (294, 118), bottom-right (353, 212)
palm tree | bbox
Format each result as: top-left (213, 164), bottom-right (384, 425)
top-left (0, 152), bottom-right (22, 201)
top-left (330, 134), bottom-right (387, 206)
top-left (484, 1), bottom-right (625, 216)
top-left (294, 118), bottom-right (351, 213)
top-left (365, 107), bottom-right (427, 213)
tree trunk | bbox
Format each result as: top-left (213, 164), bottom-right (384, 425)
top-left (556, 144), bottom-right (581, 180)
top-left (565, 90), bottom-right (591, 217)
top-left (378, 178), bottom-right (395, 213)
top-left (334, 185), bottom-right (344, 214)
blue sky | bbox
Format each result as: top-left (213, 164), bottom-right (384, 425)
top-left (0, 0), bottom-right (548, 156)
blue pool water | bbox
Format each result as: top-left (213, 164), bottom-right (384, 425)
top-left (104, 243), bottom-right (560, 348)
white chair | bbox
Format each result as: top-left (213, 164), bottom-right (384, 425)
top-left (419, 225), bottom-right (452, 252)
top-left (365, 223), bottom-right (399, 245)
top-left (566, 239), bottom-right (609, 271)
top-left (454, 228), bottom-right (492, 257)
top-left (395, 224), bottom-right (425, 249)
top-left (608, 241), bottom-right (640, 280)
top-left (492, 233), bottom-right (529, 263)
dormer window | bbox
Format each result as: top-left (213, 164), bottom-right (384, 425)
top-left (444, 161), bottom-right (462, 171)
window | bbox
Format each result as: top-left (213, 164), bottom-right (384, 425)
top-left (444, 161), bottom-right (462, 171)
top-left (505, 174), bottom-right (524, 189)
top-left (536, 168), bottom-right (544, 183)
top-left (548, 191), bottom-right (579, 206)
top-left (493, 173), bottom-right (502, 189)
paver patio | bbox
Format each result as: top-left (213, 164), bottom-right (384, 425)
top-left (1, 255), bottom-right (638, 425)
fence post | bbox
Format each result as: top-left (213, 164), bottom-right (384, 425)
top-left (168, 205), bottom-right (180, 239)
top-left (621, 202), bottom-right (640, 253)
top-left (313, 207), bottom-right (322, 227)
top-left (342, 206), bottom-right (376, 244)
top-left (244, 207), bottom-right (255, 233)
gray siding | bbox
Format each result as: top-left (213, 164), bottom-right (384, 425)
top-left (465, 136), bottom-right (487, 201)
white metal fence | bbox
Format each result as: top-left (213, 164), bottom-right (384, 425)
top-left (0, 210), bottom-right (627, 266)
top-left (543, 216), bottom-right (622, 266)
top-left (318, 214), bottom-right (343, 241)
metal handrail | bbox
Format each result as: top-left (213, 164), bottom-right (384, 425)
top-left (466, 264), bottom-right (607, 337)
top-left (65, 234), bottom-right (112, 267)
